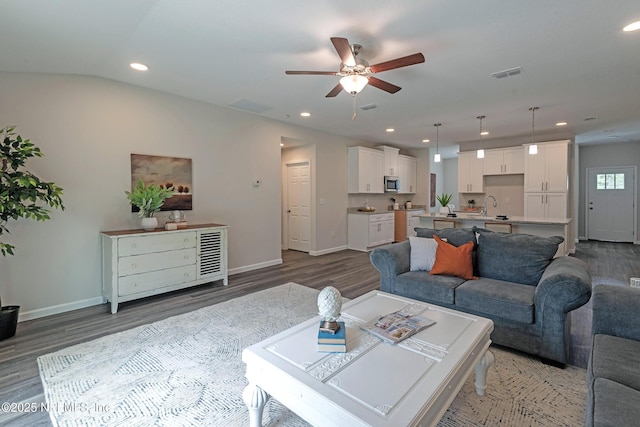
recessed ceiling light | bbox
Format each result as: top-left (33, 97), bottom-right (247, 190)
top-left (300, 112), bottom-right (311, 117)
top-left (556, 122), bottom-right (568, 126)
top-left (130, 62), bottom-right (149, 71)
top-left (480, 131), bottom-right (489, 136)
top-left (623, 21), bottom-right (640, 32)
top-left (280, 143), bottom-right (284, 147)
top-left (422, 139), bottom-right (430, 143)
top-left (386, 128), bottom-right (395, 132)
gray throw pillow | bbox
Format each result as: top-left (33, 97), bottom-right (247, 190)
top-left (436, 228), bottom-right (477, 247)
top-left (476, 232), bottom-right (564, 286)
top-left (414, 227), bottom-right (436, 238)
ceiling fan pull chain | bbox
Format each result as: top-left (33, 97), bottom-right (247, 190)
top-left (352, 94), bottom-right (357, 121)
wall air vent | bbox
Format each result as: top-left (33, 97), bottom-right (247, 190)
top-left (491, 66), bottom-right (523, 79)
top-left (360, 104), bottom-right (377, 111)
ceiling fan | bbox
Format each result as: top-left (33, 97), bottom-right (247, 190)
top-left (285, 37), bottom-right (425, 98)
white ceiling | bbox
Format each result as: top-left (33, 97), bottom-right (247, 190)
top-left (2, 0), bottom-right (640, 157)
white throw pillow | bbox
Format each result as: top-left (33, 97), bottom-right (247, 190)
top-left (409, 236), bottom-right (439, 271)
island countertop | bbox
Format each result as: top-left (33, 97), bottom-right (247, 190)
top-left (416, 212), bottom-right (572, 226)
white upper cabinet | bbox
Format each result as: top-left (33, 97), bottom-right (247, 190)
top-left (458, 151), bottom-right (484, 193)
top-left (348, 146), bottom-right (384, 193)
top-left (483, 147), bottom-right (524, 175)
top-left (523, 140), bottom-right (569, 193)
top-left (398, 154), bottom-right (417, 194)
top-left (378, 145), bottom-right (400, 176)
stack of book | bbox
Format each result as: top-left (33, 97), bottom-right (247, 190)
top-left (317, 321), bottom-right (346, 353)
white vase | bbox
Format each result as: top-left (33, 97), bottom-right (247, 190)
top-left (141, 217), bottom-right (158, 231)
top-left (439, 207), bottom-right (450, 214)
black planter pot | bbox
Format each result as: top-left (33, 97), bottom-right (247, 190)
top-left (0, 306), bottom-right (20, 341)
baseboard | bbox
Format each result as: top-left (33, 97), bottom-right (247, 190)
top-left (19, 259), bottom-right (284, 322)
top-left (228, 258), bottom-right (283, 275)
top-left (309, 245), bottom-right (348, 256)
top-left (18, 296), bottom-right (105, 322)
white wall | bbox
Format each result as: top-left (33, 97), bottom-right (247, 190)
top-left (0, 72), bottom-right (369, 319)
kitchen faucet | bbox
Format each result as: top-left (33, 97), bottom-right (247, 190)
top-left (482, 195), bottom-right (497, 216)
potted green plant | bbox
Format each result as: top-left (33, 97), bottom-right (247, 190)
top-left (0, 125), bottom-right (65, 340)
top-left (125, 179), bottom-right (175, 230)
top-left (436, 192), bottom-right (453, 214)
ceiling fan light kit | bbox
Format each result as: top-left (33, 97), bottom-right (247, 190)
top-left (340, 75), bottom-right (369, 94)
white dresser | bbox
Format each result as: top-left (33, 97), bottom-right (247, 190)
top-left (101, 223), bottom-right (228, 313)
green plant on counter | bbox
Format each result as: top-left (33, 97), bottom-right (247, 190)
top-left (436, 192), bottom-right (453, 207)
top-left (125, 179), bottom-right (175, 218)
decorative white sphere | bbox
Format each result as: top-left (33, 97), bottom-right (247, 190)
top-left (317, 286), bottom-right (342, 322)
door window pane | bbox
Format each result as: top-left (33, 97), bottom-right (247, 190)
top-left (596, 173), bottom-right (625, 190)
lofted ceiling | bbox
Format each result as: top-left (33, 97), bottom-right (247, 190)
top-left (2, 0), bottom-right (640, 157)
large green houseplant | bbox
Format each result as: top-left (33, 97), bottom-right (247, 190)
top-left (125, 179), bottom-right (174, 230)
top-left (0, 125), bottom-right (65, 340)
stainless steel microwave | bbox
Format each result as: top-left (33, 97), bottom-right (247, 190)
top-left (384, 176), bottom-right (400, 192)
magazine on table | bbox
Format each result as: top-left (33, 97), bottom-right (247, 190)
top-left (360, 307), bottom-right (436, 344)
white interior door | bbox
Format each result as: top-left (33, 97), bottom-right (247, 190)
top-left (287, 162), bottom-right (311, 252)
top-left (587, 167), bottom-right (636, 242)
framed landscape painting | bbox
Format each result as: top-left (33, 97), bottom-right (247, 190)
top-left (130, 154), bottom-right (193, 211)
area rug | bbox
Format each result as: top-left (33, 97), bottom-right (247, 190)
top-left (38, 283), bottom-right (586, 426)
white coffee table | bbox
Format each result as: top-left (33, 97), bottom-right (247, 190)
top-left (242, 290), bottom-right (494, 427)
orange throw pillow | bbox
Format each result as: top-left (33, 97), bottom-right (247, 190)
top-left (429, 235), bottom-right (477, 280)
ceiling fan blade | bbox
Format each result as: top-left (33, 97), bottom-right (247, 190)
top-left (369, 53), bottom-right (425, 73)
top-left (367, 76), bottom-right (401, 94)
top-left (285, 70), bottom-right (337, 75)
top-left (325, 83), bottom-right (343, 97)
top-left (331, 37), bottom-right (356, 66)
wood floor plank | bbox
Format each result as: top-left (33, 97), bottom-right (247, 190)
top-left (0, 241), bottom-right (633, 426)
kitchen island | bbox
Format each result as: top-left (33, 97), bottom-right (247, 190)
top-left (417, 213), bottom-right (573, 255)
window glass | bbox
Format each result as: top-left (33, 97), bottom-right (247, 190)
top-left (596, 173), bottom-right (625, 190)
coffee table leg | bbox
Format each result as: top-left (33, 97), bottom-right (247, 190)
top-left (243, 383), bottom-right (270, 427)
top-left (474, 350), bottom-right (495, 396)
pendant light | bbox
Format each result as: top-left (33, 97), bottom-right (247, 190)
top-left (434, 123), bottom-right (442, 162)
top-left (476, 115), bottom-right (486, 159)
top-left (529, 107), bottom-right (539, 155)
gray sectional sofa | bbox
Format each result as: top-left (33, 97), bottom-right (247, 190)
top-left (587, 284), bottom-right (640, 426)
top-left (369, 227), bottom-right (592, 366)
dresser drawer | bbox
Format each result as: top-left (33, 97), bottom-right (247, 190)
top-left (118, 265), bottom-right (197, 296)
top-left (118, 231), bottom-right (196, 256)
top-left (118, 248), bottom-right (196, 277)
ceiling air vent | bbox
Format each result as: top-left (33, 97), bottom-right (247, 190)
top-left (360, 103), bottom-right (377, 111)
top-left (491, 66), bottom-right (523, 79)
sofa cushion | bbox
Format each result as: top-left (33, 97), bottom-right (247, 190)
top-left (395, 271), bottom-right (465, 305)
top-left (591, 334), bottom-right (640, 391)
top-left (592, 377), bottom-right (640, 427)
top-left (455, 277), bottom-right (536, 323)
top-left (475, 231), bottom-right (563, 286)
top-left (414, 227), bottom-right (437, 238)
top-left (435, 227), bottom-right (477, 247)
top-left (430, 235), bottom-right (476, 280)
top-left (409, 236), bottom-right (438, 271)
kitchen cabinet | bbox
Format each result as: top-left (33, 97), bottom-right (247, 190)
top-left (101, 224), bottom-right (228, 313)
top-left (378, 145), bottom-right (400, 176)
top-left (524, 192), bottom-right (567, 219)
top-left (458, 151), bottom-right (484, 193)
top-left (348, 146), bottom-right (384, 193)
top-left (398, 154), bottom-right (417, 194)
top-left (394, 209), bottom-right (425, 242)
top-left (483, 147), bottom-right (524, 175)
top-left (348, 212), bottom-right (394, 251)
top-left (523, 140), bottom-right (569, 193)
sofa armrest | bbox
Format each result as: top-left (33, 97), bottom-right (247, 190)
top-left (369, 241), bottom-right (411, 293)
top-left (535, 256), bottom-right (592, 314)
top-left (592, 284), bottom-right (640, 340)
top-left (534, 256), bottom-right (592, 363)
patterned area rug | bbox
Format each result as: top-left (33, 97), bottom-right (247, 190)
top-left (38, 283), bottom-right (586, 426)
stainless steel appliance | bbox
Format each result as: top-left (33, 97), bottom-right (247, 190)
top-left (384, 176), bottom-right (400, 192)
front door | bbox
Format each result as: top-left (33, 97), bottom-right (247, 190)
top-left (286, 162), bottom-right (311, 252)
top-left (587, 166), bottom-right (636, 242)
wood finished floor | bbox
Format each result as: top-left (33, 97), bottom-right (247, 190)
top-left (1, 240), bottom-right (638, 426)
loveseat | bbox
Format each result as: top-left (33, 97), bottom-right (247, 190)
top-left (369, 227), bottom-right (592, 365)
top-left (587, 284), bottom-right (640, 426)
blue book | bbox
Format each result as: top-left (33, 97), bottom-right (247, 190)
top-left (318, 321), bottom-right (346, 344)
